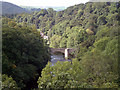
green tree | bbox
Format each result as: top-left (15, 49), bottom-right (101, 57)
top-left (97, 15), bottom-right (107, 25)
top-left (37, 60), bottom-right (87, 89)
top-left (50, 35), bottom-right (62, 48)
top-left (93, 37), bottom-right (110, 51)
top-left (2, 23), bottom-right (50, 89)
top-left (2, 74), bottom-right (20, 89)
top-left (60, 37), bottom-right (67, 48)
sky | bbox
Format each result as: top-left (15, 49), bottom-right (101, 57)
top-left (2, 0), bottom-right (89, 7)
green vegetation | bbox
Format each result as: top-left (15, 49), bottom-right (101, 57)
top-left (2, 74), bottom-right (20, 89)
top-left (37, 2), bottom-right (119, 89)
top-left (8, 2), bottom-right (119, 49)
top-left (2, 1), bottom-right (120, 89)
top-left (2, 18), bottom-right (50, 89)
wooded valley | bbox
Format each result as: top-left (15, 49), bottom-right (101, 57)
top-left (1, 1), bottom-right (120, 89)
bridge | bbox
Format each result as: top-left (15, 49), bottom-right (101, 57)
top-left (50, 48), bottom-right (76, 59)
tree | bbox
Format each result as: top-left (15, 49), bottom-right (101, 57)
top-left (93, 37), bottom-right (110, 51)
top-left (2, 74), bottom-right (20, 89)
top-left (67, 35), bottom-right (74, 48)
top-left (97, 15), bottom-right (107, 25)
top-left (50, 35), bottom-right (62, 48)
top-left (37, 60), bottom-right (87, 89)
top-left (60, 37), bottom-right (67, 48)
top-left (80, 43), bottom-right (118, 88)
top-left (2, 23), bottom-right (50, 89)
top-left (8, 21), bottom-right (17, 27)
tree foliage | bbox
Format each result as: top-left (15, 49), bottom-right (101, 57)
top-left (2, 21), bottom-right (50, 89)
top-left (2, 74), bottom-right (20, 89)
top-left (2, 1), bottom-right (120, 89)
top-left (36, 2), bottom-right (119, 88)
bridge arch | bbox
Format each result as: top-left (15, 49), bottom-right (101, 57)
top-left (51, 51), bottom-right (64, 55)
top-left (50, 48), bottom-right (76, 60)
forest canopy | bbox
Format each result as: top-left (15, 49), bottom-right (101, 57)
top-left (2, 1), bottom-right (120, 89)
top-left (2, 19), bottom-right (50, 89)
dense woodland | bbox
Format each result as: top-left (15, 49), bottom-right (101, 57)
top-left (2, 18), bottom-right (50, 89)
top-left (1, 2), bottom-right (120, 89)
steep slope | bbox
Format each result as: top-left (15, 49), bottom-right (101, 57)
top-left (6, 2), bottom-right (120, 48)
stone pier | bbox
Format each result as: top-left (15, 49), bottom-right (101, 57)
top-left (65, 48), bottom-right (69, 60)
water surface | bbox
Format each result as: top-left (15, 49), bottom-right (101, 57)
top-left (50, 53), bottom-right (72, 66)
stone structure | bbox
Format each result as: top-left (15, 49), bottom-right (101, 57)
top-left (50, 48), bottom-right (75, 59)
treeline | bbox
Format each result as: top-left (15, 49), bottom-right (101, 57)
top-left (8, 2), bottom-right (120, 49)
top-left (2, 1), bottom-right (120, 89)
top-left (2, 18), bottom-right (50, 89)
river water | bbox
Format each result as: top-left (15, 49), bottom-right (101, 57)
top-left (50, 53), bottom-right (72, 66)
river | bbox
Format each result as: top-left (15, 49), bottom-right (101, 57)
top-left (50, 53), bottom-right (72, 66)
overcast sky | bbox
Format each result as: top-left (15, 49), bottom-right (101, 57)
top-left (2, 0), bottom-right (89, 7)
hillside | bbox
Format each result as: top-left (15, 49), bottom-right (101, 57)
top-left (13, 2), bottom-right (119, 48)
top-left (2, 1), bottom-right (28, 15)
top-left (1, 1), bottom-right (65, 15)
top-left (2, 1), bottom-right (120, 89)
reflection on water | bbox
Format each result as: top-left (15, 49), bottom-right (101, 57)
top-left (50, 53), bottom-right (72, 66)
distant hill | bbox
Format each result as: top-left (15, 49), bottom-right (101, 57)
top-left (2, 1), bottom-right (28, 15)
top-left (21, 6), bottom-right (41, 12)
top-left (21, 6), bottom-right (66, 11)
top-left (1, 1), bottom-right (65, 15)
top-left (51, 7), bottom-right (66, 11)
